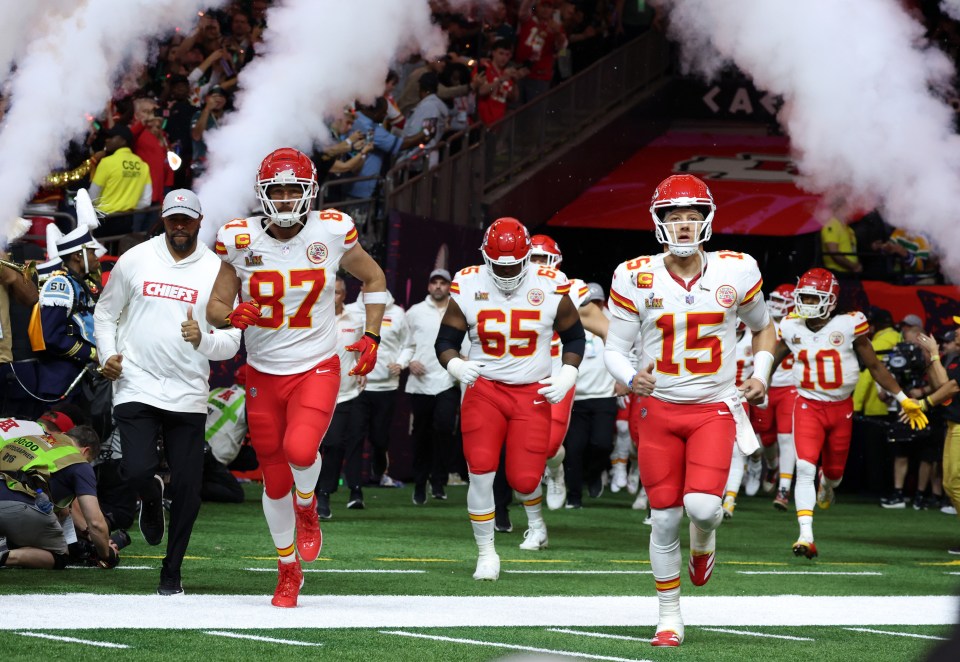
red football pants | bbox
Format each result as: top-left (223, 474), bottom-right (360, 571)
top-left (792, 395), bottom-right (853, 481)
top-left (633, 396), bottom-right (736, 509)
top-left (750, 385), bottom-right (797, 447)
top-left (246, 354), bottom-right (340, 499)
top-left (460, 377), bottom-right (551, 494)
top-left (547, 387), bottom-right (576, 457)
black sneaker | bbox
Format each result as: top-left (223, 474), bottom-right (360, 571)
top-left (0, 535), bottom-right (8, 567)
top-left (431, 486), bottom-right (447, 501)
top-left (412, 484), bottom-right (427, 506)
top-left (880, 491), bottom-right (906, 509)
top-left (588, 475), bottom-right (604, 499)
top-left (157, 572), bottom-right (184, 596)
top-left (494, 508), bottom-right (512, 533)
top-left (347, 488), bottom-right (365, 510)
top-left (565, 499), bottom-right (583, 510)
top-left (316, 492), bottom-right (332, 520)
top-left (139, 475), bottom-right (166, 545)
top-left (912, 493), bottom-right (927, 511)
top-left (949, 546), bottom-right (960, 555)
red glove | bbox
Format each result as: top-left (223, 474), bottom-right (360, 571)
top-left (346, 331), bottom-right (380, 376)
top-left (227, 301), bottom-right (261, 330)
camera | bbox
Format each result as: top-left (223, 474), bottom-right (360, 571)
top-left (880, 342), bottom-right (926, 391)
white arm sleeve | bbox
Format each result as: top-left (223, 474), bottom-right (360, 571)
top-left (739, 297), bottom-right (771, 333)
top-left (603, 316), bottom-right (640, 386)
top-left (92, 260), bottom-right (128, 365)
top-left (196, 326), bottom-right (242, 361)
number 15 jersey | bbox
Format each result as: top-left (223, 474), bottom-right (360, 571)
top-left (608, 251), bottom-right (764, 404)
top-left (452, 264), bottom-right (569, 385)
top-left (215, 210), bottom-right (359, 375)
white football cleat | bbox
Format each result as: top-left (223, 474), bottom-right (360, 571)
top-left (744, 458), bottom-right (762, 496)
top-left (519, 524), bottom-right (549, 550)
top-left (626, 463), bottom-right (640, 495)
top-left (545, 465), bottom-right (567, 510)
top-left (632, 486), bottom-right (649, 511)
top-left (610, 462), bottom-right (628, 493)
top-left (473, 553), bottom-right (500, 581)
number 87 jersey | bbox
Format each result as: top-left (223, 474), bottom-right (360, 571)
top-left (607, 251), bottom-right (766, 404)
top-left (778, 311), bottom-right (869, 402)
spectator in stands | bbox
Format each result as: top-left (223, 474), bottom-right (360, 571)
top-left (402, 269), bottom-right (462, 505)
top-left (316, 275), bottom-right (366, 519)
top-left (314, 110), bottom-right (373, 197)
top-left (89, 125), bottom-right (152, 216)
top-left (223, 9), bottom-right (256, 67)
top-left (613, 0), bottom-right (659, 42)
top-left (900, 314), bottom-right (924, 337)
top-left (440, 62), bottom-right (476, 136)
top-left (346, 97), bottom-right (427, 200)
top-left (131, 98), bottom-right (174, 209)
top-left (873, 227), bottom-right (939, 284)
top-left (347, 287), bottom-right (408, 488)
top-left (403, 72), bottom-right (449, 166)
top-left (481, 2), bottom-right (518, 51)
top-left (474, 39), bottom-right (522, 126)
top-left (159, 74), bottom-right (198, 188)
top-left (0, 426), bottom-right (118, 570)
top-left (516, 0), bottom-right (568, 102)
top-left (820, 212), bottom-right (861, 275)
top-left (396, 57), bottom-right (470, 116)
top-left (383, 70), bottom-right (406, 133)
top-left (190, 86), bottom-right (228, 180)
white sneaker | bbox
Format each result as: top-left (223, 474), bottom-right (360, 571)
top-left (519, 524), bottom-right (549, 550)
top-left (722, 495), bottom-right (736, 519)
top-left (447, 473), bottom-right (467, 487)
top-left (942, 504), bottom-right (957, 515)
top-left (642, 511), bottom-right (652, 525)
top-left (610, 462), bottom-right (628, 493)
top-left (473, 553), bottom-right (500, 581)
top-left (626, 463), bottom-right (640, 495)
top-left (744, 458), bottom-right (762, 496)
top-left (632, 487), bottom-right (648, 511)
top-left (379, 474), bottom-right (404, 488)
top-left (545, 465), bottom-right (567, 510)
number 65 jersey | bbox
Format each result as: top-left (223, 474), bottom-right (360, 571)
top-left (452, 264), bottom-right (569, 385)
top-left (778, 312), bottom-right (869, 402)
top-left (215, 210), bottom-right (359, 375)
top-left (608, 251), bottom-right (766, 404)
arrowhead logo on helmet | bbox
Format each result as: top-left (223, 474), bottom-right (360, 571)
top-left (481, 218), bottom-right (532, 293)
top-left (649, 174), bottom-right (716, 258)
top-left (794, 268), bottom-right (839, 319)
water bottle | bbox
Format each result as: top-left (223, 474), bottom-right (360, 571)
top-left (35, 489), bottom-right (53, 515)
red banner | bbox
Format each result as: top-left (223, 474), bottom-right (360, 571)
top-left (858, 280), bottom-right (960, 337)
top-left (548, 130), bottom-right (823, 236)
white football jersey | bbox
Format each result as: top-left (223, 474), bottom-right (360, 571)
top-left (734, 328), bottom-right (754, 388)
top-left (0, 418), bottom-right (44, 441)
top-left (452, 264), bottom-right (568, 385)
top-left (779, 311), bottom-right (869, 402)
top-left (334, 308), bottom-right (363, 403)
top-left (770, 318), bottom-right (797, 388)
top-left (608, 251), bottom-right (764, 404)
top-left (216, 210), bottom-right (359, 375)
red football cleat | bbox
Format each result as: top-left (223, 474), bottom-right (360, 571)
top-left (271, 559), bottom-right (304, 608)
top-left (688, 550), bottom-right (715, 587)
top-left (651, 629), bottom-right (683, 647)
top-left (793, 540), bottom-right (818, 559)
top-left (294, 497), bottom-right (323, 562)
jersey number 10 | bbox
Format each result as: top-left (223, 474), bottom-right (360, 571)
top-left (796, 349), bottom-right (843, 390)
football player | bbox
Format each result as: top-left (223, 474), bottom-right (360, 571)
top-left (768, 268), bottom-right (927, 559)
top-left (721, 320), bottom-right (757, 518)
top-left (603, 174), bottom-right (777, 647)
top-left (206, 148), bottom-right (387, 607)
top-left (435, 218), bottom-right (585, 580)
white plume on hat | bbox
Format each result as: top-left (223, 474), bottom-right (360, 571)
top-left (46, 222), bottom-right (62, 260)
top-left (75, 188), bottom-right (108, 258)
top-left (5, 217), bottom-right (32, 244)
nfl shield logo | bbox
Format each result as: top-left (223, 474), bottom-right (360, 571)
top-left (250, 387), bottom-right (257, 398)
top-left (685, 294), bottom-right (695, 304)
top-left (640, 408), bottom-right (648, 419)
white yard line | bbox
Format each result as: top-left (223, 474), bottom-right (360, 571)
top-left (244, 568), bottom-right (425, 574)
top-left (736, 571), bottom-right (883, 576)
top-left (2, 595), bottom-right (955, 629)
top-left (15, 631), bottom-right (129, 648)
top-left (547, 628), bottom-right (649, 642)
top-left (844, 627), bottom-right (948, 641)
top-left (68, 565), bottom-right (154, 570)
top-left (205, 630), bottom-right (323, 646)
top-left (505, 570), bottom-right (653, 575)
top-left (380, 629), bottom-right (652, 662)
top-left (700, 627), bottom-right (815, 641)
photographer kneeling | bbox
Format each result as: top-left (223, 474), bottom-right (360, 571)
top-left (0, 426), bottom-right (119, 570)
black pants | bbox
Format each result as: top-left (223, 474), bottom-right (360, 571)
top-left (355, 389), bottom-right (398, 479)
top-left (114, 401), bottom-right (205, 579)
top-left (201, 445), bottom-right (245, 504)
top-left (317, 397), bottom-right (365, 494)
top-left (563, 397), bottom-right (617, 501)
top-left (410, 387), bottom-right (460, 490)
top-left (94, 460), bottom-right (137, 531)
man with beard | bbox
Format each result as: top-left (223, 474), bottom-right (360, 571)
top-left (94, 189), bottom-right (241, 596)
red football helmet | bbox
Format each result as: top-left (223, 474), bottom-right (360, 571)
top-left (649, 174), bottom-right (716, 257)
top-left (256, 148), bottom-right (318, 227)
top-left (767, 283), bottom-right (796, 318)
top-left (481, 217), bottom-right (532, 292)
top-left (794, 268), bottom-right (839, 319)
top-left (530, 234), bottom-right (562, 268)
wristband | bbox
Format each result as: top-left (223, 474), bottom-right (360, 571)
top-left (363, 330), bottom-right (381, 344)
top-left (362, 291), bottom-right (389, 305)
top-left (752, 350), bottom-right (774, 389)
top-left (923, 397), bottom-right (933, 411)
top-left (930, 354), bottom-right (940, 363)
top-left (894, 391), bottom-right (908, 404)
top-left (345, 138), bottom-right (353, 148)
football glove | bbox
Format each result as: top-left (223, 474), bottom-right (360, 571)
top-left (226, 301), bottom-right (261, 330)
top-left (446, 357), bottom-right (483, 386)
top-left (537, 364), bottom-right (579, 404)
top-left (346, 331), bottom-right (380, 376)
top-left (900, 398), bottom-right (929, 431)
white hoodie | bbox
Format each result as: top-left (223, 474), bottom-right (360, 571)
top-left (94, 236), bottom-right (241, 413)
top-left (402, 294), bottom-right (456, 396)
top-left (345, 291), bottom-right (408, 392)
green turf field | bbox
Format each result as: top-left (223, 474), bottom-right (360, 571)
top-left (2, 482), bottom-right (957, 661)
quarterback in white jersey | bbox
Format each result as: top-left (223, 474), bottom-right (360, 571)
top-left (435, 218), bottom-right (585, 582)
top-left (205, 148), bottom-right (387, 609)
top-left (602, 174), bottom-right (776, 648)
top-left (767, 268), bottom-right (927, 561)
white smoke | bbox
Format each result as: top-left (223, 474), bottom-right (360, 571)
top-left (655, 0), bottom-right (960, 280)
top-left (196, 0), bottom-right (491, 245)
top-left (0, 1), bottom-right (78, 86)
top-left (0, 0), bottom-right (228, 248)
top-left (942, 1), bottom-right (960, 21)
